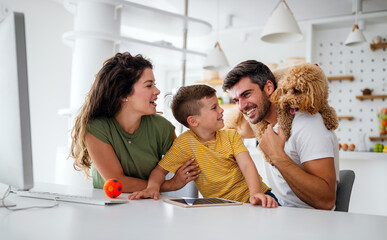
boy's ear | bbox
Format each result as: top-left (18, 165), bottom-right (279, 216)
top-left (187, 116), bottom-right (198, 127)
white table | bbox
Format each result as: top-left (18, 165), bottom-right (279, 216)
top-left (1, 184), bottom-right (387, 240)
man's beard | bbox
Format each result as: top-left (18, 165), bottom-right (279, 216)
top-left (249, 93), bottom-right (271, 124)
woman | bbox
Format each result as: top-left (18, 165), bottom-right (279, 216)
top-left (70, 52), bottom-right (198, 192)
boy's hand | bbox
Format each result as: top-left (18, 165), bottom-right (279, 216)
top-left (249, 193), bottom-right (278, 208)
top-left (128, 188), bottom-right (160, 200)
top-left (170, 159), bottom-right (200, 190)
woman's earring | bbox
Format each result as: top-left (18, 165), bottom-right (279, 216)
top-left (124, 98), bottom-right (128, 102)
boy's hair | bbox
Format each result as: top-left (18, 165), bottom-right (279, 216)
top-left (171, 85), bottom-right (216, 128)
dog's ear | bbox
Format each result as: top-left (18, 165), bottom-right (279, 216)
top-left (293, 63), bottom-right (327, 114)
top-left (303, 81), bottom-right (319, 114)
top-left (270, 66), bottom-right (290, 104)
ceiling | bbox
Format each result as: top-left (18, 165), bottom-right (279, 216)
top-left (127, 0), bottom-right (387, 30)
top-left (51, 0), bottom-right (387, 32)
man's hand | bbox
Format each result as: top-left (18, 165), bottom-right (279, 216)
top-left (168, 159), bottom-right (200, 190)
top-left (258, 123), bottom-right (287, 165)
top-left (249, 193), bottom-right (278, 208)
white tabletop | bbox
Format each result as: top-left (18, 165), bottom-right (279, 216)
top-left (1, 183), bottom-right (387, 240)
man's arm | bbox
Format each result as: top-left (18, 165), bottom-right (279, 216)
top-left (259, 124), bottom-right (336, 210)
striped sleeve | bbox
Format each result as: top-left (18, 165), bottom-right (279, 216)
top-left (158, 142), bottom-right (190, 174)
top-left (230, 130), bottom-right (249, 157)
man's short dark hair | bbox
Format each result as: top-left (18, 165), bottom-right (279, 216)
top-left (171, 85), bottom-right (216, 128)
top-left (222, 60), bottom-right (276, 92)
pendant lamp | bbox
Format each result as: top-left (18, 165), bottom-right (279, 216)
top-left (345, 24), bottom-right (366, 46)
top-left (203, 0), bottom-right (229, 70)
top-left (203, 42), bottom-right (229, 70)
top-left (345, 0), bottom-right (367, 46)
top-left (261, 0), bottom-right (302, 43)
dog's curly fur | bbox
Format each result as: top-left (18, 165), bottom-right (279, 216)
top-left (225, 63), bottom-right (339, 165)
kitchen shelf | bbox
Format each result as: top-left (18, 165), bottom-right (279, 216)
top-left (356, 94), bottom-right (387, 100)
top-left (197, 78), bottom-right (224, 86)
top-left (338, 116), bottom-right (354, 120)
top-left (327, 75), bottom-right (354, 81)
top-left (63, 31), bottom-right (207, 68)
top-left (369, 136), bottom-right (387, 141)
top-left (121, 1), bottom-right (212, 37)
top-left (370, 42), bottom-right (387, 51)
top-left (119, 35), bottom-right (206, 68)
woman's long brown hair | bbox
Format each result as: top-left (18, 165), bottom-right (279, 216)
top-left (69, 52), bottom-right (152, 177)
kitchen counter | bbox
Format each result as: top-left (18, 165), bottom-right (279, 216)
top-left (339, 151), bottom-right (387, 161)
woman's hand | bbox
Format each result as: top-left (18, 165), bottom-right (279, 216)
top-left (168, 159), bottom-right (200, 191)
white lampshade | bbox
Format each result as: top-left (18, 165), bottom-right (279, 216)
top-left (345, 24), bottom-right (367, 46)
top-left (203, 42), bottom-right (229, 70)
top-left (261, 0), bottom-right (302, 43)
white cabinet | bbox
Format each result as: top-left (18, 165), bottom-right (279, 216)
top-left (339, 152), bottom-right (387, 216)
top-left (64, 0), bottom-right (211, 68)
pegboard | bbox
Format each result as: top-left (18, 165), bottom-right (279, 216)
top-left (312, 23), bottom-right (387, 151)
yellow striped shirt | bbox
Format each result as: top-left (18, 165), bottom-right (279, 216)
top-left (159, 129), bottom-right (270, 203)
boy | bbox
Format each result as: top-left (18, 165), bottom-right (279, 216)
top-left (129, 85), bottom-right (278, 207)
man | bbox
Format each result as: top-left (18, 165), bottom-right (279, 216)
top-left (222, 60), bottom-right (339, 210)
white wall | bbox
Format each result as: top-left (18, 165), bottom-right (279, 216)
top-left (312, 21), bottom-right (387, 151)
top-left (185, 23), bottom-right (309, 80)
top-left (2, 0), bottom-right (73, 183)
top-left (220, 25), bottom-right (308, 70)
top-left (311, 16), bottom-right (387, 216)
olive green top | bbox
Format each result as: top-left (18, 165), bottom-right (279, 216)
top-left (87, 114), bottom-right (175, 189)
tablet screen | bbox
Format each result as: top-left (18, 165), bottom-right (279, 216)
top-left (163, 198), bottom-right (242, 207)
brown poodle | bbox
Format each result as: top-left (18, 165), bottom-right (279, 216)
top-left (270, 63), bottom-right (339, 139)
top-left (224, 63), bottom-right (339, 165)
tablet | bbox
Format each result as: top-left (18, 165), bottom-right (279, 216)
top-left (163, 197), bottom-right (243, 208)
